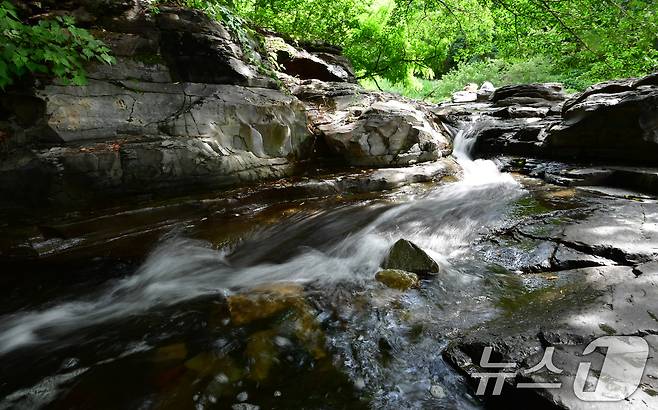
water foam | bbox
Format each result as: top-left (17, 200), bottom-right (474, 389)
top-left (0, 118), bottom-right (523, 354)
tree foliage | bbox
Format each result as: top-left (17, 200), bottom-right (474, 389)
top-left (231, 0), bottom-right (657, 87)
top-left (2, 0), bottom-right (656, 92)
top-left (488, 0), bottom-right (658, 87)
top-left (0, 0), bottom-right (114, 88)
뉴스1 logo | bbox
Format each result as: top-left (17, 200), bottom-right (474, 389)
top-left (473, 336), bottom-right (650, 402)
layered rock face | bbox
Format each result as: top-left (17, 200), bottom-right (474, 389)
top-left (1, 4), bottom-right (315, 208)
top-left (440, 74), bottom-right (658, 164)
top-left (290, 80), bottom-right (451, 167)
top-left (0, 2), bottom-right (454, 210)
top-left (544, 75), bottom-right (658, 162)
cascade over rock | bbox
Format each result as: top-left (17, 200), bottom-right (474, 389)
top-left (440, 73), bottom-right (658, 164)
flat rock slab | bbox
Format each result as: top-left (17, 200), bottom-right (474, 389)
top-left (490, 182), bottom-right (658, 268)
top-left (450, 175), bottom-right (658, 409)
top-left (444, 265), bottom-right (658, 409)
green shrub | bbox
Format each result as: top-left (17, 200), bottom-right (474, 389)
top-left (0, 1), bottom-right (115, 88)
top-left (361, 56), bottom-right (584, 102)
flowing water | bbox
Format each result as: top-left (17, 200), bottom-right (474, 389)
top-left (0, 124), bottom-right (536, 409)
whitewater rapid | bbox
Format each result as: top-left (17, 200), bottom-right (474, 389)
top-left (0, 121), bottom-right (523, 354)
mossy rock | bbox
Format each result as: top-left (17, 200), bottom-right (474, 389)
top-left (227, 283), bottom-right (304, 326)
top-left (375, 269), bottom-right (420, 290)
top-left (245, 330), bottom-right (279, 381)
top-left (383, 239), bottom-right (439, 276)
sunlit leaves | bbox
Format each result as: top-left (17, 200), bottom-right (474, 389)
top-left (0, 0), bottom-right (115, 88)
top-left (228, 0), bottom-right (656, 87)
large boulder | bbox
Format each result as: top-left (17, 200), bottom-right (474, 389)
top-left (35, 81), bottom-right (309, 147)
top-left (491, 83), bottom-right (566, 107)
top-left (544, 73), bottom-right (658, 163)
top-left (383, 239), bottom-right (440, 275)
top-left (292, 81), bottom-right (451, 167)
top-left (265, 36), bottom-right (356, 83)
top-left (318, 100), bottom-right (449, 166)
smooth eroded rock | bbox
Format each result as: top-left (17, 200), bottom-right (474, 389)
top-left (383, 239), bottom-right (439, 275)
top-left (227, 283), bottom-right (305, 326)
top-left (375, 269), bottom-right (420, 290)
top-left (315, 98), bottom-right (451, 167)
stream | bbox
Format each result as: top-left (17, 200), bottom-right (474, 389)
top-left (0, 128), bottom-right (596, 409)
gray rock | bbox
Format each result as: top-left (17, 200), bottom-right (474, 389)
top-left (544, 79), bottom-right (658, 163)
top-left (452, 91), bottom-right (478, 103)
top-left (477, 81), bottom-right (496, 101)
top-left (440, 73), bottom-right (658, 165)
top-left (508, 160), bottom-right (658, 196)
top-left (36, 80), bottom-right (311, 150)
top-left (551, 245), bottom-right (617, 271)
top-left (491, 83), bottom-right (566, 107)
top-left (333, 159), bottom-right (459, 193)
top-left (491, 106), bottom-right (550, 119)
top-left (560, 201), bottom-right (658, 264)
top-left (470, 117), bottom-right (559, 158)
top-left (479, 81), bottom-right (495, 93)
top-left (309, 94), bottom-right (451, 167)
top-left (289, 80), bottom-right (451, 167)
top-left (444, 265), bottom-right (658, 409)
top-left (266, 36), bottom-right (355, 83)
top-left (383, 239), bottom-right (439, 275)
top-left (0, 4), bottom-right (463, 211)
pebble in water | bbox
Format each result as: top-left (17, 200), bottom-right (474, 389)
top-left (430, 384), bottom-right (446, 399)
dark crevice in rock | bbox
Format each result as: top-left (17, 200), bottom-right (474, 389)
top-left (511, 228), bottom-right (636, 267)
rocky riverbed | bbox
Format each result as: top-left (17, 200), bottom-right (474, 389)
top-left (2, 153), bottom-right (658, 409)
top-left (1, 2), bottom-right (658, 409)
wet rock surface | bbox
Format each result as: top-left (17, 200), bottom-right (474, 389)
top-left (1, 157), bottom-right (657, 409)
top-left (441, 177), bottom-right (658, 408)
top-left (383, 239), bottom-right (440, 276)
top-left (375, 269), bottom-right (420, 290)
top-left (443, 266), bottom-right (658, 409)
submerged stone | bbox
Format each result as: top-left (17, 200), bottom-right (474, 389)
top-left (232, 404), bottom-right (260, 410)
top-left (375, 269), bottom-right (420, 290)
top-left (383, 239), bottom-right (439, 275)
top-left (429, 384), bottom-right (446, 399)
top-left (245, 330), bottom-right (279, 381)
top-left (153, 343), bottom-right (188, 362)
top-left (227, 283), bottom-right (305, 326)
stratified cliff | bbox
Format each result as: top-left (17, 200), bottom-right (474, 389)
top-left (0, 1), bottom-right (453, 210)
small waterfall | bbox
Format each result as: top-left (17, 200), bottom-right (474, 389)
top-left (451, 116), bottom-right (517, 186)
top-left (0, 117), bottom-right (523, 355)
